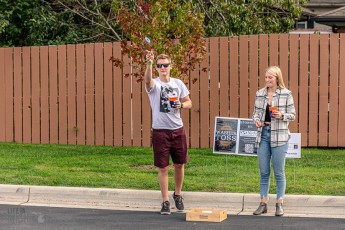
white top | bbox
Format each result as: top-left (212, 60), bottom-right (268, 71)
top-left (146, 77), bottom-right (190, 130)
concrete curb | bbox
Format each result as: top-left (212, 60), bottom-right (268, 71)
top-left (0, 184), bottom-right (30, 204)
top-left (1, 184), bottom-right (344, 218)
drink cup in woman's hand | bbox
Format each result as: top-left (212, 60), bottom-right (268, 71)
top-left (269, 106), bottom-right (278, 117)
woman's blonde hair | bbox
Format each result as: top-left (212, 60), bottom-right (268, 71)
top-left (266, 66), bottom-right (286, 88)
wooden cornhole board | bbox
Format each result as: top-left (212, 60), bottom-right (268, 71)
top-left (186, 208), bottom-right (227, 222)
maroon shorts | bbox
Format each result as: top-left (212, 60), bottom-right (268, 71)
top-left (152, 127), bottom-right (189, 168)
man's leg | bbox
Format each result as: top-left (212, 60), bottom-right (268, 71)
top-left (158, 166), bottom-right (170, 201)
top-left (172, 163), bottom-right (185, 212)
top-left (171, 127), bottom-right (188, 212)
top-left (173, 164), bottom-right (184, 195)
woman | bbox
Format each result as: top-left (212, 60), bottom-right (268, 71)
top-left (252, 66), bottom-right (296, 216)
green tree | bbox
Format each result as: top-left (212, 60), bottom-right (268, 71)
top-left (1, 0), bottom-right (308, 47)
top-left (0, 0), bottom-right (92, 47)
top-left (192, 0), bottom-right (308, 36)
top-left (56, 0), bottom-right (308, 41)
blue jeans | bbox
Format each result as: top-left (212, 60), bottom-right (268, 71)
top-left (257, 126), bottom-right (288, 200)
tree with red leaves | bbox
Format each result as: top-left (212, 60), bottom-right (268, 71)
top-left (111, 0), bottom-right (207, 83)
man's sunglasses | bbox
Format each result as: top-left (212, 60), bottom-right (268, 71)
top-left (156, 63), bottom-right (170, 68)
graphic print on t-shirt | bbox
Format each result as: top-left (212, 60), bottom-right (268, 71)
top-left (160, 86), bottom-right (178, 113)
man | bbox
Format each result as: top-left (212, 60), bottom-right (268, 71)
top-left (144, 51), bottom-right (192, 215)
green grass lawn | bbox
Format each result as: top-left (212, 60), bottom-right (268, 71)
top-left (0, 142), bottom-right (344, 196)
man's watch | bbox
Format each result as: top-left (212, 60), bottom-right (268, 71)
top-left (181, 103), bottom-right (184, 109)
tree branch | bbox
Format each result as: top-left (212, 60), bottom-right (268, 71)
top-left (73, 0), bottom-right (98, 16)
top-left (93, 0), bottom-right (122, 41)
top-left (57, 0), bottom-right (122, 41)
top-left (209, 0), bottom-right (227, 25)
top-left (76, 32), bottom-right (116, 42)
top-left (196, 0), bottom-right (214, 23)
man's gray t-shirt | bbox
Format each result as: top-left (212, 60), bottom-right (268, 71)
top-left (146, 77), bottom-right (190, 130)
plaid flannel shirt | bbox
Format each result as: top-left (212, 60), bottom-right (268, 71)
top-left (252, 87), bottom-right (296, 148)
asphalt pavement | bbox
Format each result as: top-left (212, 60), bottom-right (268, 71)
top-left (0, 184), bottom-right (344, 229)
top-left (1, 204), bottom-right (345, 230)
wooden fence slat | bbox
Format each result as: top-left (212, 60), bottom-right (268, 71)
top-left (40, 46), bottom-right (49, 144)
top-left (14, 48), bottom-right (23, 143)
top-left (49, 46), bottom-right (58, 144)
top-left (279, 34), bottom-right (289, 83)
top-left (103, 43), bottom-right (113, 146)
top-left (338, 34), bottom-right (345, 146)
top-left (240, 35), bottom-right (249, 118)
top-left (209, 37), bottom-right (219, 108)
top-left (31, 46), bottom-right (40, 144)
top-left (76, 44), bottom-right (86, 145)
top-left (289, 34), bottom-right (299, 133)
top-left (269, 34), bottom-right (279, 66)
top-left (95, 43), bottom-right (104, 145)
top-left (209, 37), bottom-right (220, 147)
top-left (5, 48), bottom-right (14, 142)
top-left (249, 35), bottom-right (259, 117)
top-left (132, 67), bottom-right (142, 147)
top-left (190, 63), bottom-right (200, 148)
top-left (329, 34), bottom-right (339, 147)
top-left (299, 35), bottom-right (309, 146)
top-left (200, 38), bottom-right (210, 148)
top-left (319, 34), bottom-right (329, 146)
top-left (122, 53), bottom-right (131, 146)
top-left (113, 42), bottom-right (123, 146)
top-left (23, 47), bottom-right (31, 143)
top-left (0, 49), bottom-right (5, 141)
top-left (58, 45), bottom-right (68, 144)
top-left (85, 44), bottom-right (95, 145)
top-left (219, 37), bottom-right (229, 117)
top-left (259, 35), bottom-right (268, 88)
top-left (230, 36), bottom-right (239, 118)
top-left (308, 34), bottom-right (319, 147)
top-left (67, 44), bottom-right (77, 145)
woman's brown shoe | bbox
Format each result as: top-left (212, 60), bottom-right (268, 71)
top-left (253, 202), bottom-right (267, 215)
top-left (275, 203), bottom-right (284, 216)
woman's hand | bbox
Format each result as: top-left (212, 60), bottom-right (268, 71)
top-left (255, 120), bottom-right (264, 128)
top-left (272, 111), bottom-right (283, 120)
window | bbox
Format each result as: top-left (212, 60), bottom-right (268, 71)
top-left (297, 21), bottom-right (307, 29)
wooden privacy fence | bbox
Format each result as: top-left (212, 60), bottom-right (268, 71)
top-left (0, 34), bottom-right (345, 148)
